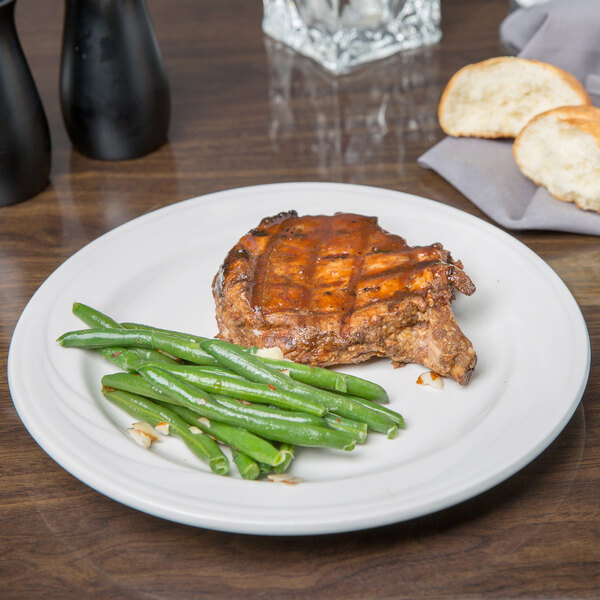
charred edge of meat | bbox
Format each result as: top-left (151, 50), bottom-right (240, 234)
top-left (255, 210), bottom-right (297, 230)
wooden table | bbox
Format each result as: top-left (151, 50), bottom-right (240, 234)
top-left (2, 1), bottom-right (598, 597)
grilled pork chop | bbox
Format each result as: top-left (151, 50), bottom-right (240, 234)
top-left (213, 211), bottom-right (477, 384)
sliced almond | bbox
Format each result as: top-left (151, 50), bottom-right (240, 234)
top-left (416, 371), bottom-right (444, 390)
top-left (155, 421), bottom-right (170, 435)
top-left (267, 473), bottom-right (303, 485)
top-left (255, 346), bottom-right (285, 360)
top-left (132, 421), bottom-right (160, 440)
top-left (127, 427), bottom-right (155, 449)
top-left (188, 425), bottom-right (204, 435)
top-left (198, 417), bottom-right (211, 427)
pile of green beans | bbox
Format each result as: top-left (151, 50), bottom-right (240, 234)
top-left (58, 302), bottom-right (405, 480)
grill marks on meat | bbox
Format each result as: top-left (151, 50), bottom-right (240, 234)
top-left (213, 211), bottom-right (477, 384)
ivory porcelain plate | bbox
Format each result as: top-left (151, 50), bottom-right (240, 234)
top-left (8, 183), bottom-right (590, 535)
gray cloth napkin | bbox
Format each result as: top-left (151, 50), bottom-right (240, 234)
top-left (418, 0), bottom-right (600, 236)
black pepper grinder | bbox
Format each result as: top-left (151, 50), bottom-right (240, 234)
top-left (60, 0), bottom-right (170, 161)
top-left (0, 0), bottom-right (51, 206)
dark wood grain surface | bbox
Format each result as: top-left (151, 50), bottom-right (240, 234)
top-left (2, 1), bottom-right (599, 598)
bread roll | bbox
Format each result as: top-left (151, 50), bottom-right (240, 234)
top-left (513, 105), bottom-right (600, 213)
top-left (439, 57), bottom-right (591, 138)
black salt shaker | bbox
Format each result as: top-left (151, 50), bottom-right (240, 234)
top-left (60, 0), bottom-right (170, 161)
top-left (0, 0), bottom-right (51, 206)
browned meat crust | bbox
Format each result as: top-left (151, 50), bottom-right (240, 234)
top-left (212, 211), bottom-right (477, 384)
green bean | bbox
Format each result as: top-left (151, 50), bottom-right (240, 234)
top-left (120, 321), bottom-right (382, 403)
top-left (339, 373), bottom-right (388, 403)
top-left (211, 394), bottom-right (324, 426)
top-left (251, 352), bottom-right (347, 393)
top-left (342, 394), bottom-right (405, 428)
top-left (324, 414), bottom-right (368, 443)
top-left (273, 444), bottom-right (295, 474)
top-left (98, 347), bottom-right (177, 372)
top-left (72, 304), bottom-right (389, 402)
top-left (127, 324), bottom-right (385, 403)
top-left (59, 326), bottom-right (401, 435)
top-left (119, 315), bottom-right (387, 402)
top-left (144, 331), bottom-right (218, 364)
top-left (121, 347), bottom-right (179, 367)
top-left (147, 362), bottom-right (326, 416)
top-left (211, 395), bottom-right (367, 444)
top-left (258, 461), bottom-right (273, 476)
top-left (162, 364), bottom-right (246, 380)
top-left (302, 390), bottom-right (398, 438)
top-left (126, 324), bottom-right (387, 403)
top-left (248, 353), bottom-right (388, 402)
top-left (59, 328), bottom-right (153, 349)
top-left (102, 373), bottom-right (324, 433)
top-left (72, 302), bottom-right (122, 329)
top-left (124, 320), bottom-right (388, 402)
top-left (71, 303), bottom-right (151, 372)
top-left (200, 339), bottom-right (340, 410)
top-left (200, 338), bottom-right (292, 388)
top-left (255, 357), bottom-right (390, 402)
top-left (101, 387), bottom-right (229, 475)
top-left (287, 384), bottom-right (399, 435)
top-left (158, 402), bottom-right (286, 467)
top-left (61, 305), bottom-right (409, 483)
top-left (122, 321), bottom-right (207, 344)
top-left (72, 303), bottom-right (178, 366)
top-left (139, 365), bottom-right (356, 451)
top-left (57, 327), bottom-right (219, 365)
top-left (192, 391), bottom-right (367, 444)
top-left (96, 347), bottom-right (140, 371)
top-left (231, 449), bottom-right (260, 480)
top-left (258, 357), bottom-right (386, 402)
top-left (199, 339), bottom-right (398, 436)
top-left (290, 388), bottom-right (399, 438)
top-left (102, 372), bottom-right (175, 404)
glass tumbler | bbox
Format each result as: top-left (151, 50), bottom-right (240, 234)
top-left (262, 0), bottom-right (441, 75)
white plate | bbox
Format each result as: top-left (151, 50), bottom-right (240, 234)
top-left (8, 183), bottom-right (590, 535)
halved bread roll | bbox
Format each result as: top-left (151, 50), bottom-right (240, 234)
top-left (439, 57), bottom-right (591, 138)
top-left (513, 105), bottom-right (600, 213)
